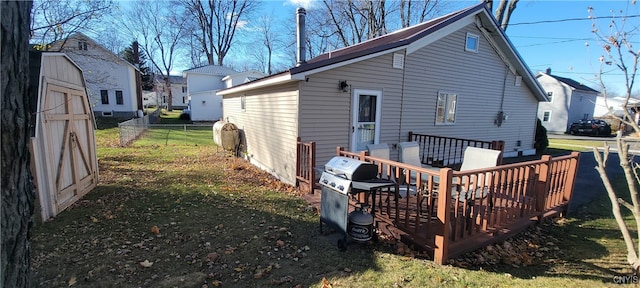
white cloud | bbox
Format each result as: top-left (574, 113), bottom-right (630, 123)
top-left (285, 0), bottom-right (315, 10)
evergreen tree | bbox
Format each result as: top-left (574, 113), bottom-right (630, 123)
top-left (120, 42), bottom-right (154, 91)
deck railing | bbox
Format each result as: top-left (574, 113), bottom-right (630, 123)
top-left (296, 137), bottom-right (316, 193)
top-left (408, 131), bottom-right (505, 168)
top-left (335, 147), bottom-right (580, 265)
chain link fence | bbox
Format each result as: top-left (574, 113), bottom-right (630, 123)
top-left (117, 109), bottom-right (161, 146)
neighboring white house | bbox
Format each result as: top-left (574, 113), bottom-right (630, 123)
top-left (182, 65), bottom-right (241, 121)
top-left (142, 90), bottom-right (158, 108)
top-left (594, 95), bottom-right (640, 118)
top-left (154, 75), bottom-right (189, 110)
top-left (218, 4), bottom-right (548, 185)
top-left (49, 32), bottom-right (140, 118)
top-left (536, 68), bottom-right (599, 134)
top-left (222, 70), bottom-right (267, 88)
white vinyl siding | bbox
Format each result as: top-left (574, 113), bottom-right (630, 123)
top-left (223, 82), bottom-right (299, 185)
top-left (401, 24), bottom-right (538, 155)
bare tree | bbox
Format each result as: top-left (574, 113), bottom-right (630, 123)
top-left (399, 0), bottom-right (440, 28)
top-left (30, 0), bottom-right (114, 46)
top-left (2, 1), bottom-right (35, 287)
top-left (589, 2), bottom-right (640, 274)
top-left (182, 0), bottom-right (259, 66)
top-left (485, 0), bottom-right (519, 31)
top-left (249, 15), bottom-right (285, 75)
top-left (305, 0), bottom-right (443, 56)
top-left (125, 2), bottom-right (187, 111)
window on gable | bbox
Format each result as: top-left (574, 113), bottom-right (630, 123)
top-left (542, 111), bottom-right (551, 122)
top-left (100, 90), bottom-right (109, 104)
top-left (547, 91), bottom-right (553, 102)
top-left (241, 95), bottom-right (246, 111)
top-left (435, 92), bottom-right (457, 125)
top-left (115, 90), bottom-right (123, 105)
top-left (78, 40), bottom-right (88, 51)
top-left (182, 86), bottom-right (187, 93)
top-left (465, 33), bottom-right (479, 53)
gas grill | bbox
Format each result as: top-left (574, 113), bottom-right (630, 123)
top-left (319, 156), bottom-right (395, 250)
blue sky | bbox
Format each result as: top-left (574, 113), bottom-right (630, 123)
top-left (259, 0), bottom-right (638, 95)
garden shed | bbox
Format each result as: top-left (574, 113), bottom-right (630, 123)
top-left (29, 52), bottom-right (99, 221)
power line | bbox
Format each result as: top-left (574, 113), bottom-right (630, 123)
top-left (510, 14), bottom-right (640, 26)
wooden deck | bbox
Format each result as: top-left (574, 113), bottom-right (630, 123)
top-left (299, 148), bottom-right (580, 264)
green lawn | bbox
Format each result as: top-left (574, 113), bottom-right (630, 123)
top-left (28, 132), bottom-right (637, 287)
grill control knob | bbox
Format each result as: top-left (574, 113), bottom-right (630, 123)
top-left (330, 182), bottom-right (336, 187)
top-left (337, 185), bottom-right (344, 191)
top-left (322, 179), bottom-right (328, 184)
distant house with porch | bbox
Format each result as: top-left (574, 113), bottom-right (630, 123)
top-left (536, 68), bottom-right (599, 134)
top-left (49, 32), bottom-right (140, 118)
top-left (218, 3), bottom-right (548, 185)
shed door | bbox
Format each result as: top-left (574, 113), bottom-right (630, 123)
top-left (42, 83), bottom-right (97, 212)
top-left (351, 89), bottom-right (382, 152)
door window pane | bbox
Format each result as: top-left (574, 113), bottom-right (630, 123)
top-left (359, 95), bottom-right (376, 122)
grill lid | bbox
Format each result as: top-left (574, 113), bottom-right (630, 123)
top-left (324, 156), bottom-right (378, 181)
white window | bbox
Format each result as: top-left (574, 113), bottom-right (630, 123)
top-left (547, 91), bottom-right (553, 102)
top-left (78, 40), bottom-right (88, 51)
top-left (542, 111), bottom-right (551, 122)
top-left (465, 33), bottom-right (479, 52)
top-left (436, 92), bottom-right (457, 125)
top-left (182, 86), bottom-right (187, 93)
top-left (241, 95), bottom-right (246, 111)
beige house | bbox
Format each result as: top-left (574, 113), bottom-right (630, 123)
top-left (217, 3), bottom-right (547, 185)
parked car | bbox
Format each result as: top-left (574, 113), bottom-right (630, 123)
top-left (569, 119), bottom-right (611, 136)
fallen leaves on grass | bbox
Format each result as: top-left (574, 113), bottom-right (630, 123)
top-left (150, 225), bottom-right (160, 235)
top-left (139, 260), bottom-right (154, 268)
top-left (452, 220), bottom-right (563, 268)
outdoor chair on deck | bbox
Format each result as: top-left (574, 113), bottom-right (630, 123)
top-left (398, 141), bottom-right (435, 200)
top-left (452, 146), bottom-right (502, 202)
top-left (450, 146), bottom-right (502, 232)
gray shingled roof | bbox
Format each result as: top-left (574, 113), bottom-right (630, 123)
top-left (183, 65), bottom-right (238, 76)
top-left (547, 74), bottom-right (599, 93)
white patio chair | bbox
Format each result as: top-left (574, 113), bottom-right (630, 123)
top-left (452, 146), bottom-right (502, 204)
top-left (367, 143), bottom-right (391, 179)
top-left (397, 141), bottom-right (430, 198)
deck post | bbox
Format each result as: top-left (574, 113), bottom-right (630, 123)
top-left (561, 152), bottom-right (580, 217)
top-left (336, 146), bottom-right (344, 156)
top-left (434, 168), bottom-right (453, 265)
top-left (296, 137), bottom-right (301, 189)
top-left (408, 131), bottom-right (414, 141)
top-left (536, 155), bottom-right (552, 222)
top-left (310, 141), bottom-right (316, 194)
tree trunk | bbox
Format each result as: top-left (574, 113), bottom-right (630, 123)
top-left (1, 1), bottom-right (36, 287)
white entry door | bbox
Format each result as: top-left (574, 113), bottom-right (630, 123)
top-left (351, 89), bottom-right (382, 152)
